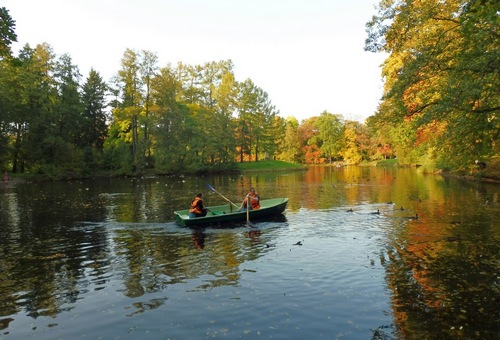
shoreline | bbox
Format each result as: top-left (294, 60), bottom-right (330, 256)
top-left (3, 160), bottom-right (499, 184)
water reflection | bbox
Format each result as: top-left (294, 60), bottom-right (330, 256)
top-left (0, 167), bottom-right (498, 339)
top-left (191, 230), bottom-right (205, 250)
top-left (384, 211), bottom-right (499, 338)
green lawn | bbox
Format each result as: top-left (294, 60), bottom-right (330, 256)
top-left (236, 160), bottom-right (306, 172)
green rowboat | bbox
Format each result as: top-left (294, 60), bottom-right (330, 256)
top-left (174, 198), bottom-right (288, 227)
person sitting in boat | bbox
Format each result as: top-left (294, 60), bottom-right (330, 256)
top-left (189, 193), bottom-right (208, 218)
top-left (239, 187), bottom-right (260, 211)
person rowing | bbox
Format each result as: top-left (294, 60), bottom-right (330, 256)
top-left (239, 187), bottom-right (260, 211)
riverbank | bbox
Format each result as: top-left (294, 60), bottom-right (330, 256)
top-left (3, 160), bottom-right (306, 182)
top-left (5, 158), bottom-right (498, 183)
top-left (370, 157), bottom-right (500, 183)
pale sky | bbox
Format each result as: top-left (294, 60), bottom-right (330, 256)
top-left (4, 0), bottom-right (386, 122)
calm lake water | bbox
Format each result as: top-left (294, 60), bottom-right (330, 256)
top-left (0, 166), bottom-right (498, 339)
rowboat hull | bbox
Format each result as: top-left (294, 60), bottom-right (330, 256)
top-left (174, 198), bottom-right (288, 227)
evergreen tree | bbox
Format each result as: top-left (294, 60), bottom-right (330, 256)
top-left (51, 53), bottom-right (86, 175)
top-left (54, 54), bottom-right (84, 144)
top-left (0, 7), bottom-right (17, 58)
top-left (81, 69), bottom-right (108, 150)
top-left (80, 68), bottom-right (108, 172)
top-left (14, 43), bottom-right (59, 174)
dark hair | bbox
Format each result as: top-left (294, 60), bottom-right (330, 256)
top-left (196, 193), bottom-right (203, 197)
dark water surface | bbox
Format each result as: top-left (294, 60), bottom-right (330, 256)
top-left (0, 166), bottom-right (498, 339)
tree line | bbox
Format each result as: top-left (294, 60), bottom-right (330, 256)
top-left (1, 1), bottom-right (497, 179)
top-left (0, 7), bottom-right (386, 178)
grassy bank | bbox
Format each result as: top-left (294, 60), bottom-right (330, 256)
top-left (362, 157), bottom-right (500, 182)
top-left (236, 160), bottom-right (306, 172)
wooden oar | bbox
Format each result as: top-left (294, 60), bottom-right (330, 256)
top-left (246, 194), bottom-right (250, 223)
top-left (205, 183), bottom-right (239, 208)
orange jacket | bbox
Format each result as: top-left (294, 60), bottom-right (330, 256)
top-left (247, 191), bottom-right (260, 209)
top-left (189, 197), bottom-right (204, 214)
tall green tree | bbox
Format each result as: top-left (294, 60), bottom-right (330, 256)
top-left (208, 69), bottom-right (238, 166)
top-left (236, 79), bottom-right (278, 162)
top-left (80, 68), bottom-right (108, 172)
top-left (81, 68), bottom-right (108, 150)
top-left (14, 43), bottom-right (59, 174)
top-left (0, 7), bottom-right (17, 58)
top-left (269, 115), bottom-right (286, 160)
top-left (50, 53), bottom-right (86, 174)
top-left (0, 6), bottom-right (17, 169)
top-left (253, 87), bottom-right (279, 161)
top-left (151, 61), bottom-right (238, 172)
top-left (0, 56), bottom-right (16, 169)
top-left (279, 117), bottom-right (302, 162)
top-left (54, 54), bottom-right (84, 143)
top-left (311, 111), bottom-right (345, 164)
top-left (108, 49), bottom-right (144, 173)
top-left (197, 61), bottom-right (237, 167)
top-left (151, 65), bottom-right (189, 172)
top-left (139, 50), bottom-right (158, 164)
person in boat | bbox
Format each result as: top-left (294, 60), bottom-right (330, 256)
top-left (239, 187), bottom-right (260, 211)
top-left (189, 193), bottom-right (208, 218)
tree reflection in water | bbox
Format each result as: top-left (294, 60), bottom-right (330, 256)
top-left (0, 167), bottom-right (498, 339)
